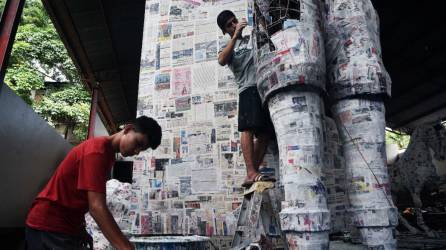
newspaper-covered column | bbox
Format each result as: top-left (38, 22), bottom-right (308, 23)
top-left (253, 0), bottom-right (330, 248)
top-left (129, 0), bottom-right (270, 240)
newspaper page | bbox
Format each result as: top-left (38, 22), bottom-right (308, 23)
top-left (190, 93), bottom-right (215, 122)
top-left (172, 67), bottom-right (192, 96)
top-left (158, 42), bottom-right (171, 69)
top-left (192, 62), bottom-right (217, 93)
top-left (172, 21), bottom-right (194, 40)
top-left (172, 37), bottom-right (194, 66)
top-left (191, 168), bottom-right (218, 193)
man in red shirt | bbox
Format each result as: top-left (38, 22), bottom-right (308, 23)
top-left (25, 116), bottom-right (162, 250)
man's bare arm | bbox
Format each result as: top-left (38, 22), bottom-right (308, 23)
top-left (218, 38), bottom-right (236, 66)
top-left (88, 191), bottom-right (134, 250)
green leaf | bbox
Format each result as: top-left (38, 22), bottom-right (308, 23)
top-left (4, 0), bottom-right (90, 144)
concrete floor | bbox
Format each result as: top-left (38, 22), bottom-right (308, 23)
top-left (210, 232), bottom-right (446, 249)
top-left (330, 241), bottom-right (365, 250)
top-left (330, 232), bottom-right (446, 250)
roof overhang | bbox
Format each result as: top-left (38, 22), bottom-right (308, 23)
top-left (42, 0), bottom-right (145, 133)
top-left (372, 0), bottom-right (446, 130)
top-left (42, 0), bottom-right (446, 132)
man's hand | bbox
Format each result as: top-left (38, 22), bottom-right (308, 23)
top-left (80, 227), bottom-right (94, 249)
top-left (218, 17), bottom-right (248, 66)
top-left (233, 18), bottom-right (247, 39)
top-left (88, 191), bottom-right (135, 250)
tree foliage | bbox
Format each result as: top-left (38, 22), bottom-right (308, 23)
top-left (2, 0), bottom-right (90, 143)
top-left (1, 1), bottom-right (6, 20)
top-left (386, 129), bottom-right (410, 150)
top-left (34, 84), bottom-right (91, 140)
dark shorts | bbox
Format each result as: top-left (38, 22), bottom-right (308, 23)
top-left (238, 86), bottom-right (274, 135)
top-left (26, 226), bottom-right (92, 250)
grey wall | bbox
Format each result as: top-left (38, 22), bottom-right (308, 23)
top-left (0, 83), bottom-right (72, 227)
top-left (94, 112), bottom-right (109, 137)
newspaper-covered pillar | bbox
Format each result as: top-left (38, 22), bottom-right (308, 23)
top-left (323, 117), bottom-right (348, 234)
top-left (253, 0), bottom-right (330, 248)
top-left (324, 0), bottom-right (397, 248)
top-left (332, 99), bottom-right (397, 248)
top-left (268, 91), bottom-right (330, 248)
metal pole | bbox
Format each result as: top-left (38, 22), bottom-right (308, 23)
top-left (87, 86), bottom-right (99, 139)
top-left (0, 0), bottom-right (25, 83)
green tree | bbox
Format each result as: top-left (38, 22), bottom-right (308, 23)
top-left (3, 0), bottom-right (90, 143)
top-left (386, 128), bottom-right (410, 150)
top-left (1, 0), bottom-right (6, 20)
top-left (0, 0), bottom-right (7, 17)
top-left (34, 84), bottom-right (91, 141)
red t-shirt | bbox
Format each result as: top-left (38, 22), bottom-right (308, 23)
top-left (26, 137), bottom-right (115, 235)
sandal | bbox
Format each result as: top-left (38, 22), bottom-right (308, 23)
top-left (241, 180), bottom-right (254, 188)
top-left (254, 173), bottom-right (276, 183)
top-left (241, 173), bottom-right (276, 188)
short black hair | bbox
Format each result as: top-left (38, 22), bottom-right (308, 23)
top-left (217, 10), bottom-right (235, 34)
top-left (133, 116), bottom-right (162, 150)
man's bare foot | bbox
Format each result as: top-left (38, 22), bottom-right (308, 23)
top-left (241, 171), bottom-right (259, 188)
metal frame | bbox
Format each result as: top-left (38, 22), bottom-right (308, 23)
top-left (87, 86), bottom-right (99, 139)
top-left (0, 0), bottom-right (25, 83)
